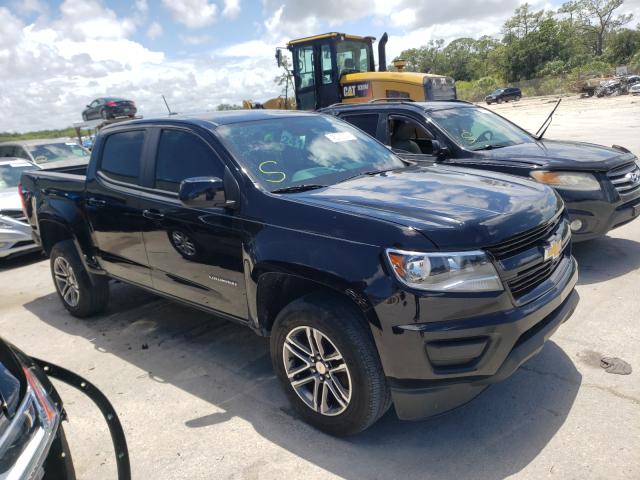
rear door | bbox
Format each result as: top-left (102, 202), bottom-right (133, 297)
top-left (85, 129), bottom-right (152, 286)
top-left (138, 127), bottom-right (248, 319)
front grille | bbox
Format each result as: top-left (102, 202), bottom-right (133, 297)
top-left (507, 254), bottom-right (564, 298)
top-left (607, 162), bottom-right (640, 196)
top-left (487, 213), bottom-right (562, 259)
top-left (0, 209), bottom-right (26, 222)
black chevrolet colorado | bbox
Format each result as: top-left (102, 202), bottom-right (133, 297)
top-left (322, 100), bottom-right (640, 242)
top-left (20, 111), bottom-right (578, 435)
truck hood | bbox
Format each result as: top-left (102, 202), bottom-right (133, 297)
top-left (293, 165), bottom-right (561, 250)
top-left (475, 139), bottom-right (636, 171)
top-left (0, 189), bottom-right (21, 213)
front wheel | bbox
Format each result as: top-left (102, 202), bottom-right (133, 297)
top-left (271, 292), bottom-right (391, 436)
top-left (50, 240), bottom-right (109, 318)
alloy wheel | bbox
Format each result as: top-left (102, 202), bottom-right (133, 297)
top-left (53, 257), bottom-right (80, 307)
top-left (282, 326), bottom-right (352, 416)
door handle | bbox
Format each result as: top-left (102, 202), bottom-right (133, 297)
top-left (143, 209), bottom-right (165, 220)
top-left (87, 197), bottom-right (106, 207)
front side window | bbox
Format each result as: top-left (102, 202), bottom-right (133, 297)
top-left (321, 44), bottom-right (333, 85)
top-left (26, 143), bottom-right (89, 165)
top-left (430, 107), bottom-right (532, 151)
top-left (100, 130), bottom-right (144, 183)
top-left (155, 129), bottom-right (224, 192)
top-left (216, 115), bottom-right (404, 192)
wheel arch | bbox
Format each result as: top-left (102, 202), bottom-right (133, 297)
top-left (252, 268), bottom-right (380, 335)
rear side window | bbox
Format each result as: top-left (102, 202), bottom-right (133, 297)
top-left (155, 129), bottom-right (224, 192)
top-left (341, 114), bottom-right (379, 138)
top-left (100, 130), bottom-right (145, 183)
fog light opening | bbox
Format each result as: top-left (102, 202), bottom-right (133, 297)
top-left (570, 219), bottom-right (583, 232)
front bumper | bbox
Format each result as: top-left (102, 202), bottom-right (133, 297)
top-left (372, 255), bottom-right (578, 420)
top-left (566, 194), bottom-right (640, 241)
top-left (0, 215), bottom-right (40, 258)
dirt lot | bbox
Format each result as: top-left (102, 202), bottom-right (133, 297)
top-left (1, 95), bottom-right (639, 479)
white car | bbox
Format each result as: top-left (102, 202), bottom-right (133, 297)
top-left (0, 158), bottom-right (41, 258)
top-left (630, 83), bottom-right (640, 96)
top-left (0, 138), bottom-right (90, 165)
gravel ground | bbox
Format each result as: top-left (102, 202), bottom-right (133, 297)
top-left (0, 94), bottom-right (639, 479)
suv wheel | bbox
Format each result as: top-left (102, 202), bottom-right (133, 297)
top-left (497, 97), bottom-right (503, 104)
top-left (515, 95), bottom-right (521, 101)
top-left (271, 292), bottom-right (391, 436)
top-left (50, 240), bottom-right (109, 318)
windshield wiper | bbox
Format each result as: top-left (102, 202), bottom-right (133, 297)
top-left (475, 143), bottom-right (509, 151)
top-left (271, 184), bottom-right (327, 194)
top-left (337, 168), bottom-right (398, 184)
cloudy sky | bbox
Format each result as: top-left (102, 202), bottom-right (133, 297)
top-left (1, 0), bottom-right (639, 132)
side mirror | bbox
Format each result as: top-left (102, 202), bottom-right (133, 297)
top-left (178, 177), bottom-right (234, 209)
top-left (86, 105), bottom-right (91, 108)
top-left (430, 140), bottom-right (450, 159)
top-left (275, 48), bottom-right (283, 68)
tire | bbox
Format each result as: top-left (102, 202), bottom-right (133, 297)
top-left (50, 240), bottom-right (109, 318)
top-left (100, 108), bottom-right (108, 120)
top-left (515, 95), bottom-right (521, 101)
top-left (82, 112), bottom-right (87, 121)
top-left (497, 97), bottom-right (503, 104)
top-left (271, 292), bottom-right (391, 436)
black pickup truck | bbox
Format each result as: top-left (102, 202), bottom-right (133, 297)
top-left (322, 100), bottom-right (640, 242)
top-left (20, 111), bottom-right (578, 435)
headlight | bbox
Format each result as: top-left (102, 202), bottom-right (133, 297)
top-left (385, 249), bottom-right (503, 292)
top-left (0, 366), bottom-right (60, 479)
top-left (530, 170), bottom-right (600, 191)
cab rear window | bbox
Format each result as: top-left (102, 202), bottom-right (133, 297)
top-left (100, 131), bottom-right (145, 183)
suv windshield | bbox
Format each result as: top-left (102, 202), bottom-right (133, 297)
top-left (26, 142), bottom-right (89, 164)
top-left (430, 107), bottom-right (532, 151)
top-left (216, 115), bottom-right (404, 191)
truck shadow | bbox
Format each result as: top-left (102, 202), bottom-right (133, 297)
top-left (24, 282), bottom-right (582, 480)
top-left (0, 251), bottom-right (45, 272)
top-left (573, 236), bottom-right (640, 285)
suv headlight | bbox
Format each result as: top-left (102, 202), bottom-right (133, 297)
top-left (530, 170), bottom-right (600, 191)
top-left (385, 249), bottom-right (503, 292)
top-left (0, 366), bottom-right (60, 480)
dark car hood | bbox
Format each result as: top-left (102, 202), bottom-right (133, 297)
top-left (293, 165), bottom-right (561, 249)
top-left (475, 139), bottom-right (636, 171)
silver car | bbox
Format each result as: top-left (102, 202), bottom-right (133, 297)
top-left (0, 158), bottom-right (41, 258)
top-left (0, 138), bottom-right (90, 165)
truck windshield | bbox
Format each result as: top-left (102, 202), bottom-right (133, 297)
top-left (429, 107), bottom-right (532, 151)
top-left (216, 115), bottom-right (404, 192)
top-left (26, 143), bottom-right (89, 164)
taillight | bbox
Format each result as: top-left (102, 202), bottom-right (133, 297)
top-left (18, 183), bottom-right (27, 218)
top-left (106, 101), bottom-right (117, 107)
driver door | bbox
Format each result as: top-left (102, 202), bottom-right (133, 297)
top-left (293, 45), bottom-right (317, 110)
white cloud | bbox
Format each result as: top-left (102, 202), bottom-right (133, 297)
top-left (223, 0), bottom-right (241, 18)
top-left (146, 21), bottom-right (163, 39)
top-left (162, 0), bottom-right (218, 28)
top-left (180, 34), bottom-right (213, 45)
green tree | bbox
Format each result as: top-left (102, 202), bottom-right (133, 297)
top-left (216, 103), bottom-right (242, 111)
top-left (606, 28), bottom-right (640, 64)
top-left (573, 0), bottom-right (633, 56)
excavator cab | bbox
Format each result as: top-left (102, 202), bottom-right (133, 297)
top-left (286, 33), bottom-right (377, 109)
top-left (285, 32), bottom-right (457, 110)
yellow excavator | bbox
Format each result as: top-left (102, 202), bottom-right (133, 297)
top-left (244, 32), bottom-right (456, 110)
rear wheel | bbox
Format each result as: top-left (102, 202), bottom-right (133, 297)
top-left (271, 292), bottom-right (391, 436)
top-left (515, 95), bottom-right (521, 101)
top-left (50, 240), bottom-right (109, 318)
top-left (497, 97), bottom-right (503, 104)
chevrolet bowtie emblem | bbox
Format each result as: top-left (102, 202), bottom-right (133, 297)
top-left (544, 238), bottom-right (562, 261)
